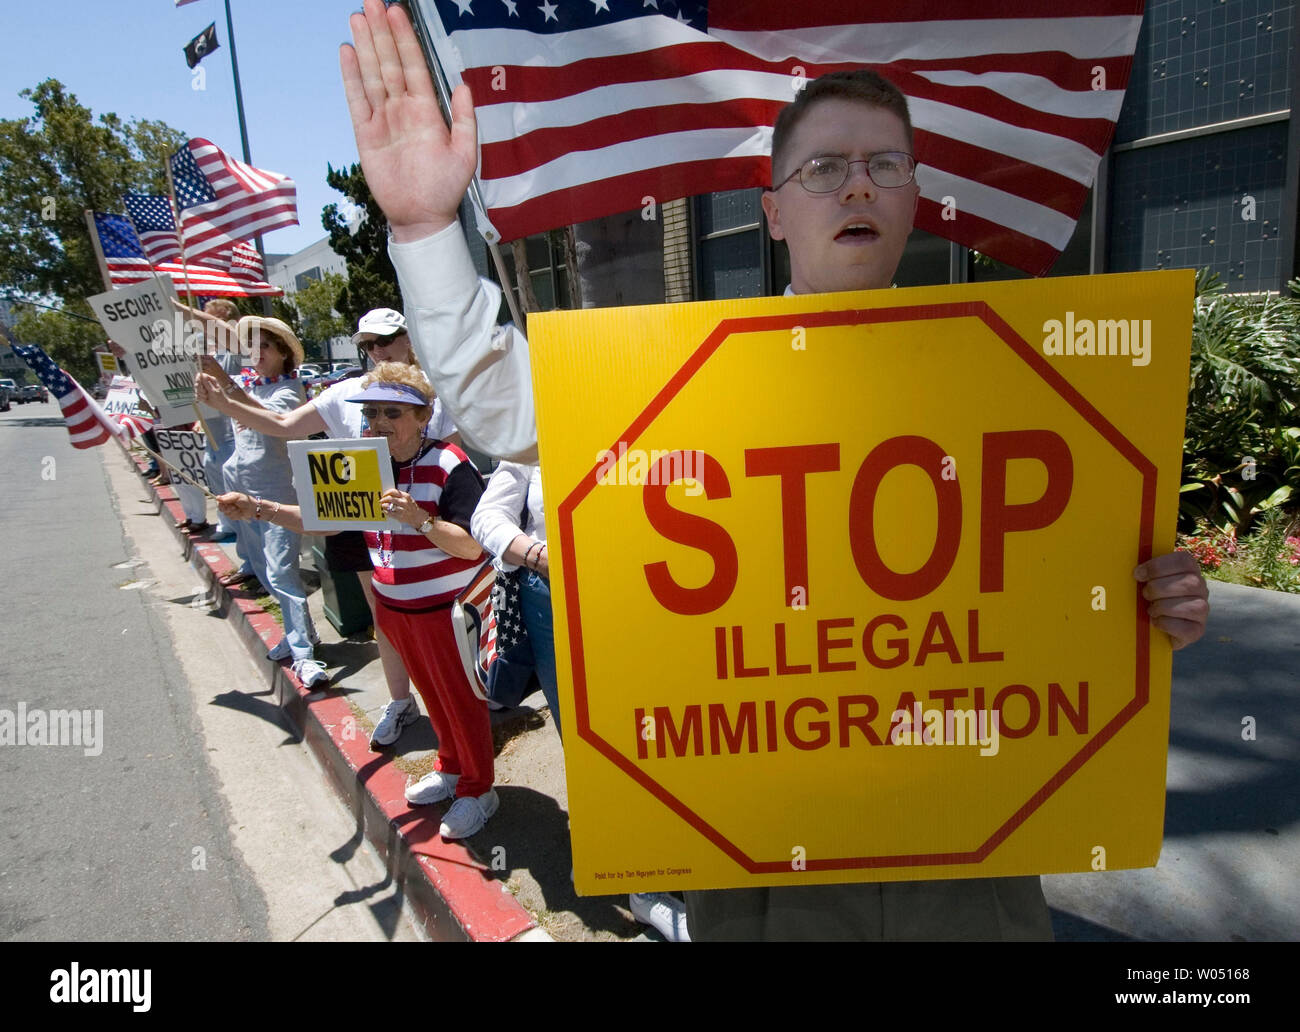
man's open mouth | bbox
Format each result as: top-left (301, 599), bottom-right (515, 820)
top-left (836, 222), bottom-right (879, 241)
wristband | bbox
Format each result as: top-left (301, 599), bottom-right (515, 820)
top-left (254, 496), bottom-right (263, 520)
top-left (525, 540), bottom-right (544, 571)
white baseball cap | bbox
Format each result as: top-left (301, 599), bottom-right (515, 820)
top-left (351, 308), bottom-right (408, 345)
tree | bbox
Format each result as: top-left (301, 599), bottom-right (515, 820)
top-left (279, 272), bottom-right (349, 362)
top-left (0, 80), bottom-right (187, 305)
top-left (9, 302), bottom-right (104, 386)
top-left (322, 162), bottom-right (401, 326)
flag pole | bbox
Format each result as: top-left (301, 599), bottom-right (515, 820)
top-left (222, 0), bottom-right (272, 317)
top-left (84, 209), bottom-right (116, 294)
top-left (224, 0), bottom-right (253, 169)
top-left (163, 157), bottom-right (198, 311)
top-left (405, 0), bottom-right (527, 333)
top-left (138, 174), bottom-right (215, 442)
top-left (79, 210), bottom-right (142, 464)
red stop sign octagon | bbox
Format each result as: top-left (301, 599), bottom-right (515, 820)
top-left (555, 300), bottom-right (1159, 874)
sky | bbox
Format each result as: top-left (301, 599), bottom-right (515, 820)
top-left (1, 0), bottom-right (372, 257)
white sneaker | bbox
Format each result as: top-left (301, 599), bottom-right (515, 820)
top-left (438, 789), bottom-right (499, 840)
top-left (292, 658), bottom-right (330, 688)
top-left (370, 697), bottom-right (419, 749)
top-left (629, 893), bottom-right (691, 942)
top-left (405, 770), bottom-right (459, 806)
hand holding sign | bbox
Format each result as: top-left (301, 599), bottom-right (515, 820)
top-left (1134, 552), bottom-right (1209, 650)
top-left (194, 372), bottom-right (222, 407)
top-left (379, 487), bottom-right (429, 528)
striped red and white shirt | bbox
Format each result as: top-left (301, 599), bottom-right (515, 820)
top-left (365, 439), bottom-right (485, 612)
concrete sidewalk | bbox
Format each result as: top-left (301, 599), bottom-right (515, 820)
top-left (133, 456), bottom-right (1299, 942)
top-left (136, 459), bottom-right (652, 942)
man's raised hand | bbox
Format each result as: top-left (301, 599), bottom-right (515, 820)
top-left (340, 0), bottom-right (478, 242)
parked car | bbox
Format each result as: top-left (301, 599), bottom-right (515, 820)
top-left (0, 378), bottom-right (16, 411)
top-left (18, 384), bottom-right (46, 403)
top-left (323, 364), bottom-right (362, 387)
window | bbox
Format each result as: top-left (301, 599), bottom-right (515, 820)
top-left (694, 189), bottom-right (769, 299)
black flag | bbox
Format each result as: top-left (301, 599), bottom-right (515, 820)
top-left (184, 24), bottom-right (219, 69)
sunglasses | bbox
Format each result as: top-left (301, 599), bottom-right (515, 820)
top-left (359, 332), bottom-right (405, 352)
top-left (360, 406), bottom-right (412, 421)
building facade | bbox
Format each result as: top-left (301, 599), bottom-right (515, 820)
top-left (265, 238), bottom-right (354, 362)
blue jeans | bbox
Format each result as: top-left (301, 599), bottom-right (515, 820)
top-left (242, 518), bottom-right (316, 661)
top-left (519, 571), bottom-right (560, 740)
top-left (205, 425), bottom-right (240, 539)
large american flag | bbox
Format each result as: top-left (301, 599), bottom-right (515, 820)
top-left (92, 210), bottom-right (281, 297)
top-left (8, 341), bottom-right (148, 448)
top-left (169, 138), bottom-right (298, 261)
top-left (418, 0), bottom-right (1143, 275)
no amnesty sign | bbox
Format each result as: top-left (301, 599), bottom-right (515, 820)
top-left (287, 438), bottom-right (395, 532)
top-left (529, 270), bottom-right (1193, 894)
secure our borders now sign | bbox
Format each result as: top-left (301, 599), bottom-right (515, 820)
top-left (529, 270), bottom-right (1193, 894)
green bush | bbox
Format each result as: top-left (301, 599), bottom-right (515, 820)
top-left (1179, 271), bottom-right (1300, 537)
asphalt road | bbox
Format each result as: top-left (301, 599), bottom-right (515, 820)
top-left (0, 404), bottom-right (266, 939)
top-left (0, 404), bottom-right (416, 942)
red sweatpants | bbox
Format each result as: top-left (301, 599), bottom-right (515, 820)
top-left (375, 602), bottom-right (494, 798)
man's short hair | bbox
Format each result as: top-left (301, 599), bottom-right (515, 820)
top-left (770, 70), bottom-right (915, 186)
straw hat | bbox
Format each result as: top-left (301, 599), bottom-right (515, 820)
top-left (237, 316), bottom-right (304, 370)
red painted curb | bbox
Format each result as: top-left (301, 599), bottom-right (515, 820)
top-left (135, 456), bottom-right (536, 942)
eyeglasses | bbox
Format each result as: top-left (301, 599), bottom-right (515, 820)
top-left (360, 406), bottom-right (411, 421)
top-left (359, 332), bottom-right (405, 352)
top-left (773, 152), bottom-right (916, 193)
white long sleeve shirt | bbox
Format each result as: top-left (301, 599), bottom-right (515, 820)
top-left (471, 461), bottom-right (545, 573)
top-left (390, 223), bottom-right (537, 463)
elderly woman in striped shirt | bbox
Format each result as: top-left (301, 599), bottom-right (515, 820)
top-left (217, 362), bottom-right (496, 840)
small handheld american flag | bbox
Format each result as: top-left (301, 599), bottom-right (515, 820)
top-left (9, 341), bottom-right (149, 449)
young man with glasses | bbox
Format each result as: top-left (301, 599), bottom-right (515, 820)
top-left (340, 0), bottom-right (1209, 939)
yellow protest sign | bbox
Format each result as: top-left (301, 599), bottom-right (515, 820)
top-left (529, 270), bottom-right (1193, 894)
top-left (287, 438), bottom-right (395, 532)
